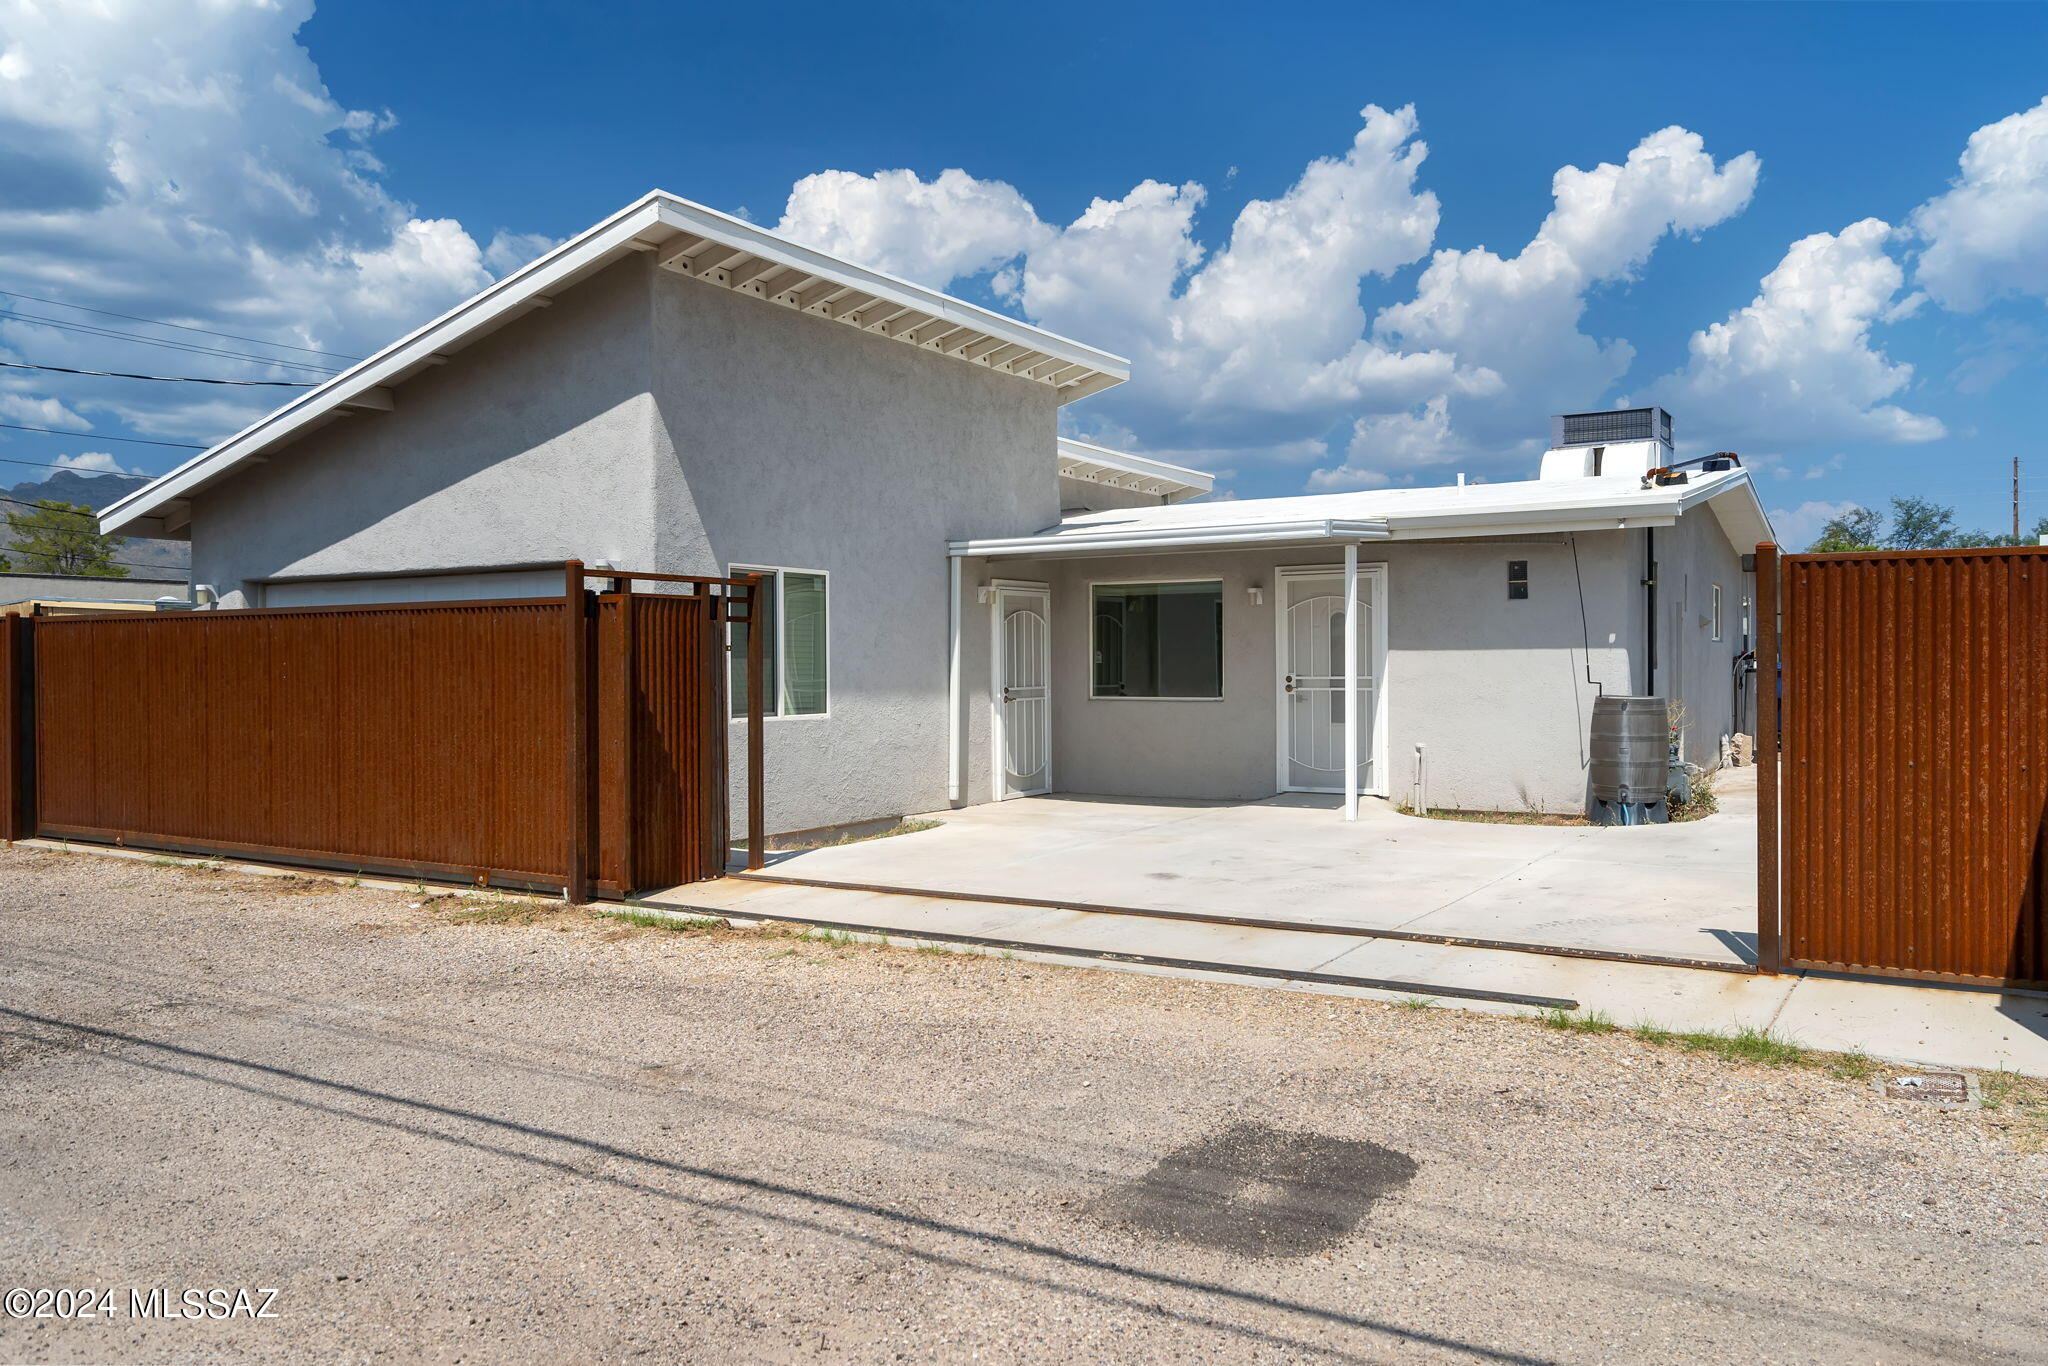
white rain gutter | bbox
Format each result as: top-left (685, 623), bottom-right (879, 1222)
top-left (949, 518), bottom-right (1391, 559)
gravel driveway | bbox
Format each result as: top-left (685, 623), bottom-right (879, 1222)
top-left (2, 844), bottom-right (2044, 1365)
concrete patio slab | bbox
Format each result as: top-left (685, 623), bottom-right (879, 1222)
top-left (753, 769), bottom-right (1760, 965)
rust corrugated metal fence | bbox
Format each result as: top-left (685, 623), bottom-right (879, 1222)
top-left (1761, 543), bottom-right (2048, 987)
top-left (0, 564), bottom-right (761, 898)
top-left (595, 588), bottom-right (730, 890)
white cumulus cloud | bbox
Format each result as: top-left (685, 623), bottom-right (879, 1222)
top-left (1357, 127), bottom-right (1759, 473)
top-left (1023, 105), bottom-right (1475, 460)
top-left (0, 0), bottom-right (540, 445)
top-left (50, 451), bottom-right (133, 476)
top-left (1769, 499), bottom-right (1861, 551)
top-left (0, 393), bottom-right (87, 429)
top-left (776, 168), bottom-right (1049, 288)
top-left (1910, 95), bottom-right (2048, 311)
top-left (1650, 219), bottom-right (1943, 448)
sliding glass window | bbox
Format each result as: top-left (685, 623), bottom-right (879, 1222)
top-left (730, 568), bottom-right (829, 716)
top-left (1091, 581), bottom-right (1224, 699)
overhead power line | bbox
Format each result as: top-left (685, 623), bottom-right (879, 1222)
top-left (0, 422), bottom-right (207, 450)
top-left (0, 359), bottom-right (313, 388)
top-left (0, 288), bottom-right (362, 362)
top-left (0, 307), bottom-right (342, 376)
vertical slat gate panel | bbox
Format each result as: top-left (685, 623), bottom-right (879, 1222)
top-left (624, 592), bottom-right (719, 892)
top-left (28, 600), bottom-right (574, 890)
top-left (21, 580), bottom-right (734, 897)
top-left (1780, 547), bottom-right (2048, 986)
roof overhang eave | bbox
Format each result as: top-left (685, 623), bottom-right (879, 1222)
top-left (101, 189), bottom-right (1133, 539)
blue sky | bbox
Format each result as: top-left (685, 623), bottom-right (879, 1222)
top-left (4, 1), bottom-right (2048, 546)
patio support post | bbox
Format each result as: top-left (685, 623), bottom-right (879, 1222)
top-left (947, 555), bottom-right (963, 803)
top-left (1343, 541), bottom-right (1360, 822)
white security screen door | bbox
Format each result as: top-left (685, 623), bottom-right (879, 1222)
top-left (1278, 568), bottom-right (1382, 794)
top-left (994, 586), bottom-right (1051, 798)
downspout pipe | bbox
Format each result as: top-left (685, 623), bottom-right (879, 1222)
top-left (1643, 526), bottom-right (1658, 696)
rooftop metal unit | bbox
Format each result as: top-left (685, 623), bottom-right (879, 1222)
top-left (1551, 407), bottom-right (1673, 449)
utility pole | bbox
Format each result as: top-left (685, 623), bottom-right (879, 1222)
top-left (2015, 455), bottom-right (2022, 542)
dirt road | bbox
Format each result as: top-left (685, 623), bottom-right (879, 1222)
top-left (1, 845), bottom-right (2043, 1364)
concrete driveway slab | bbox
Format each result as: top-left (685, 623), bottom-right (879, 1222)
top-left (762, 770), bottom-right (1761, 965)
top-left (1770, 974), bottom-right (2048, 1074)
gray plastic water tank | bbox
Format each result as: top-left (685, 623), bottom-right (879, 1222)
top-left (1590, 696), bottom-right (1669, 803)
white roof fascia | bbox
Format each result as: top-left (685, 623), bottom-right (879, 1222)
top-left (1055, 437), bottom-right (1214, 498)
top-left (951, 518), bottom-right (1389, 558)
top-left (103, 190), bottom-right (1131, 538)
top-left (1684, 469), bottom-right (1774, 550)
top-left (650, 197), bottom-right (1128, 388)
top-left (1381, 495), bottom-right (1683, 538)
top-left (950, 469), bottom-right (1770, 561)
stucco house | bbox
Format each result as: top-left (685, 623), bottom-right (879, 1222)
top-left (99, 191), bottom-right (1771, 838)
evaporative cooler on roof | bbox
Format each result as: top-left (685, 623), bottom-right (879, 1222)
top-left (1550, 407), bottom-right (1673, 448)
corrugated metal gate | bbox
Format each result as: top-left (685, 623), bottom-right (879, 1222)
top-left (0, 563), bottom-right (762, 899)
top-left (1759, 543), bottom-right (2048, 987)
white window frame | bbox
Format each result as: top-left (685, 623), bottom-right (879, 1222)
top-left (1087, 576), bottom-right (1227, 702)
top-left (728, 563), bottom-right (831, 720)
top-left (1711, 583), bottom-right (1723, 641)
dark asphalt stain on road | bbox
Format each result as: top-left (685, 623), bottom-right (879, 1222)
top-left (1088, 1121), bottom-right (1419, 1257)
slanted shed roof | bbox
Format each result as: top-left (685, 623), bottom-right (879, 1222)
top-left (1055, 438), bottom-right (1213, 502)
top-left (100, 190), bottom-right (1129, 539)
top-left (952, 468), bottom-right (1774, 557)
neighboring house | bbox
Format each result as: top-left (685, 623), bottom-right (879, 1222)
top-left (0, 571), bottom-right (190, 613)
top-left (100, 191), bottom-right (1769, 833)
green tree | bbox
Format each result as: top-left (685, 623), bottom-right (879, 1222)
top-left (1805, 497), bottom-right (2048, 553)
top-left (1809, 504), bottom-right (1885, 552)
top-left (1886, 495), bottom-right (1960, 550)
top-left (3, 499), bottom-right (129, 576)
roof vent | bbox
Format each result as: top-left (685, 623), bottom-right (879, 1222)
top-left (1551, 407), bottom-right (1673, 449)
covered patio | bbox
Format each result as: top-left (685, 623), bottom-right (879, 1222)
top-left (749, 769), bottom-right (1761, 969)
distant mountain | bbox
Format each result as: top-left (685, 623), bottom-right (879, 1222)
top-left (2, 470), bottom-right (190, 579)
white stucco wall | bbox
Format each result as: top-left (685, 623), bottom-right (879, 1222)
top-left (186, 253), bottom-right (1062, 837)
top-left (1653, 504), bottom-right (1755, 767)
top-left (969, 504), bottom-right (1755, 814)
top-left (985, 531), bottom-right (1652, 814)
top-left (191, 258), bottom-right (665, 598)
top-left (643, 267), bottom-right (1060, 834)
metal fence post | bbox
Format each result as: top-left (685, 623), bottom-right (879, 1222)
top-left (1754, 542), bottom-right (1781, 975)
top-left (745, 572), bottom-right (765, 872)
top-left (616, 573), bottom-right (636, 896)
top-left (564, 560), bottom-right (589, 904)
top-left (1, 614), bottom-right (29, 841)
